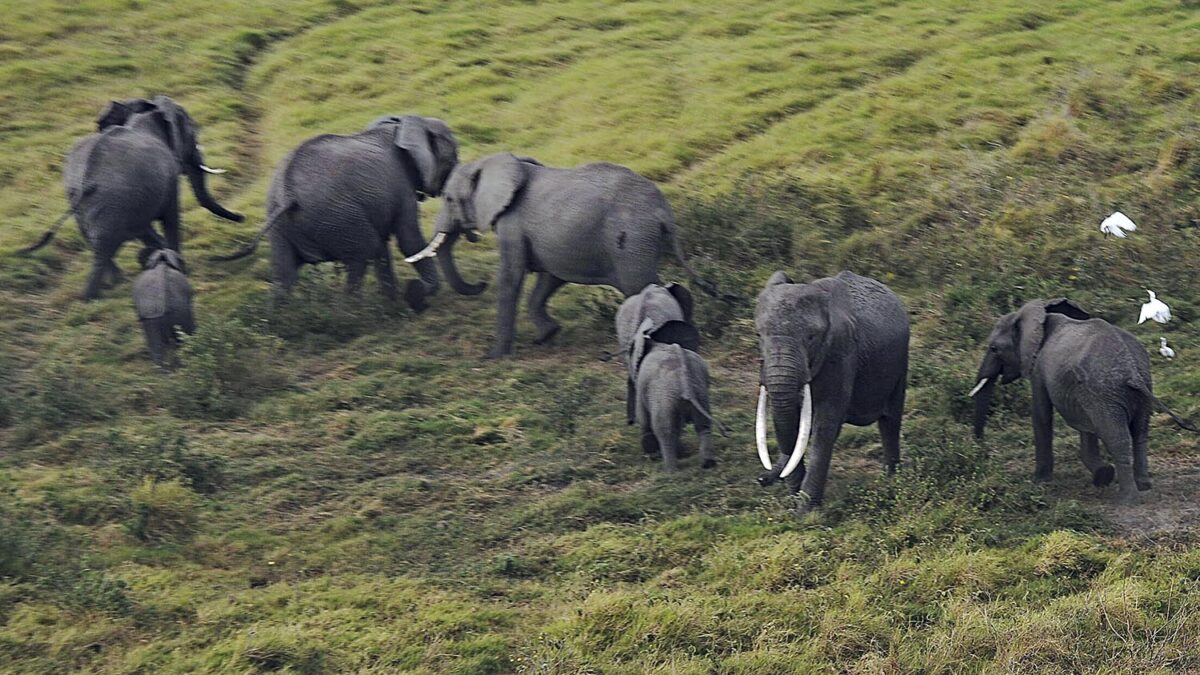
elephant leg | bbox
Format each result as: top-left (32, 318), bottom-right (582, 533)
top-left (83, 243), bottom-right (120, 301)
top-left (637, 398), bottom-right (658, 455)
top-left (651, 410), bottom-right (681, 473)
top-left (1078, 431), bottom-right (1114, 487)
top-left (693, 408), bottom-right (716, 469)
top-left (795, 420), bottom-right (844, 515)
top-left (626, 378), bottom-right (637, 426)
top-left (1096, 422), bottom-right (1138, 504)
top-left (372, 248), bottom-right (401, 303)
top-left (1031, 384), bottom-right (1055, 482)
top-left (270, 235), bottom-right (301, 302)
top-left (160, 190), bottom-right (182, 252)
top-left (345, 260), bottom-right (368, 297)
top-left (104, 259), bottom-right (124, 288)
top-left (879, 379), bottom-right (905, 475)
top-left (141, 319), bottom-right (168, 366)
top-left (488, 238), bottom-right (528, 358)
top-left (1131, 412), bottom-right (1152, 492)
top-left (528, 273), bottom-right (566, 344)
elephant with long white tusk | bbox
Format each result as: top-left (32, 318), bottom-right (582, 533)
top-left (753, 270), bottom-right (910, 515)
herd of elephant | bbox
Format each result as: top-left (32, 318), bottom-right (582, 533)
top-left (19, 95), bottom-right (1193, 514)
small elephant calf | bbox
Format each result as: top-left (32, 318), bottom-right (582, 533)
top-left (629, 319), bottom-right (726, 472)
top-left (132, 248), bottom-right (195, 365)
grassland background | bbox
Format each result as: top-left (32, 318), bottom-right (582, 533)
top-left (2, 0), bottom-right (1200, 672)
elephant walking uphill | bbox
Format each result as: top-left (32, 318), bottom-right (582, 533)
top-left (404, 152), bottom-right (718, 357)
top-left (754, 271), bottom-right (910, 515)
top-left (213, 116), bottom-right (458, 311)
top-left (22, 96), bottom-right (242, 300)
top-left (970, 298), bottom-right (1199, 504)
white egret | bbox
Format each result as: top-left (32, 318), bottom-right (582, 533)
top-left (1100, 211), bottom-right (1137, 238)
top-left (1160, 337), bottom-right (1175, 359)
top-left (1139, 290), bottom-right (1171, 324)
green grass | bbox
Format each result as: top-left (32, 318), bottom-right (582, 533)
top-left (3, 0), bottom-right (1200, 672)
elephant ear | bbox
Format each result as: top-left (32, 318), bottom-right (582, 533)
top-left (1045, 297), bottom-right (1090, 321)
top-left (814, 279), bottom-right (855, 375)
top-left (96, 99), bottom-right (154, 131)
top-left (664, 283), bottom-right (695, 325)
top-left (1015, 300), bottom-right (1049, 377)
top-left (649, 320), bottom-right (701, 353)
top-left (392, 116), bottom-right (440, 196)
top-left (766, 271), bottom-right (792, 287)
top-left (473, 153), bottom-right (531, 231)
top-left (628, 317), bottom-right (655, 381)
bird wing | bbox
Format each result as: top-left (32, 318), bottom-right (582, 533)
top-left (1102, 212), bottom-right (1137, 232)
top-left (1139, 304), bottom-right (1152, 324)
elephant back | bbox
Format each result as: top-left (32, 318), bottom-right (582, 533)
top-left (133, 265), bottom-right (191, 321)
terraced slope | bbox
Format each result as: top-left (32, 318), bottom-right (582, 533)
top-left (2, 1), bottom-right (1200, 672)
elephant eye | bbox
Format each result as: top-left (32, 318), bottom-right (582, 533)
top-left (989, 344), bottom-right (998, 352)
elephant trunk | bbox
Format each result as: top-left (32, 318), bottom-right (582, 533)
top-left (185, 165), bottom-right (243, 222)
top-left (756, 355), bottom-right (810, 486)
top-left (436, 231), bottom-right (487, 296)
top-left (971, 354), bottom-right (1002, 439)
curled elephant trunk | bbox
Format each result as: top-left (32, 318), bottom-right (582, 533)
top-left (185, 166), bottom-right (243, 222)
top-left (435, 230), bottom-right (487, 296)
top-left (972, 377), bottom-right (997, 439)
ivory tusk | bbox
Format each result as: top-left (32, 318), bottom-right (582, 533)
top-left (755, 385), bottom-right (771, 470)
top-left (968, 378), bottom-right (989, 397)
top-left (779, 383), bottom-right (812, 479)
top-left (404, 232), bottom-right (447, 263)
top-left (199, 164), bottom-right (227, 175)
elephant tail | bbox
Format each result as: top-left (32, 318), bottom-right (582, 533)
top-left (1130, 380), bottom-right (1200, 433)
top-left (18, 187), bottom-right (92, 255)
top-left (209, 202), bottom-right (294, 262)
top-left (674, 344), bottom-right (729, 437)
top-left (662, 221), bottom-right (742, 303)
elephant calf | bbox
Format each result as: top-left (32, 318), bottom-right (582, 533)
top-left (132, 248), bottom-right (194, 366)
top-left (754, 271), bottom-right (910, 515)
top-left (971, 298), bottom-right (1196, 503)
top-left (615, 282), bottom-right (695, 424)
top-left (628, 319), bottom-right (724, 472)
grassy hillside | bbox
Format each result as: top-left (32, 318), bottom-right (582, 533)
top-left (2, 0), bottom-right (1200, 672)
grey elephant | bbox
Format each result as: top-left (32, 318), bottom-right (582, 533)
top-left (614, 282), bottom-right (696, 424)
top-left (214, 115), bottom-right (458, 311)
top-left (970, 298), bottom-right (1197, 503)
top-left (754, 271), bottom-right (910, 515)
top-left (629, 319), bottom-right (725, 472)
top-left (405, 153), bottom-right (714, 357)
top-left (22, 96), bottom-right (242, 300)
top-left (132, 248), bottom-right (195, 366)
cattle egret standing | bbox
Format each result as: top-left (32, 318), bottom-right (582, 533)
top-left (1139, 290), bottom-right (1171, 324)
top-left (1100, 211), bottom-right (1137, 238)
top-left (1160, 337), bottom-right (1175, 359)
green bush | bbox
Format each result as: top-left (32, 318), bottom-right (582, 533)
top-left (106, 427), bottom-right (226, 495)
top-left (127, 477), bottom-right (200, 543)
top-left (165, 317), bottom-right (289, 420)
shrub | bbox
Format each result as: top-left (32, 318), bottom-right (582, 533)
top-left (20, 354), bottom-right (115, 431)
top-left (165, 317), bottom-right (289, 420)
top-left (106, 426), bottom-right (226, 495)
top-left (127, 477), bottom-right (199, 543)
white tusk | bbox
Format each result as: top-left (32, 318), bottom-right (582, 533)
top-left (968, 378), bottom-right (989, 397)
top-left (199, 164), bottom-right (226, 175)
top-left (755, 385), bottom-right (771, 470)
top-left (404, 232), bottom-right (447, 263)
top-left (780, 383), bottom-right (812, 479)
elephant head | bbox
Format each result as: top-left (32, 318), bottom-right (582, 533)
top-left (97, 96), bottom-right (243, 223)
top-left (971, 298), bottom-right (1090, 438)
top-left (365, 115), bottom-right (459, 198)
top-left (753, 271), bottom-right (853, 479)
top-left (138, 247), bottom-right (187, 273)
top-left (405, 153), bottom-right (543, 296)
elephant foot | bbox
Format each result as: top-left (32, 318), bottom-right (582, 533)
top-left (793, 491), bottom-right (818, 517)
top-left (702, 458), bottom-right (717, 469)
top-left (485, 345), bottom-right (513, 359)
top-left (1136, 476), bottom-right (1152, 492)
top-left (404, 280), bottom-right (428, 313)
top-left (1032, 469), bottom-right (1054, 483)
top-left (641, 432), bottom-right (659, 455)
top-left (533, 323), bottom-right (561, 345)
top-left (1092, 465), bottom-right (1115, 488)
top-left (1115, 489), bottom-right (1139, 506)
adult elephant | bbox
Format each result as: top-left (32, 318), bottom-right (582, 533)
top-left (970, 298), bottom-right (1197, 503)
top-left (213, 115), bottom-right (458, 311)
top-left (22, 96), bottom-right (242, 300)
top-left (754, 271), bottom-right (910, 515)
top-left (404, 153), bottom-right (713, 357)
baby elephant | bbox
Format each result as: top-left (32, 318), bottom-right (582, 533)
top-left (132, 248), bottom-right (195, 365)
top-left (628, 318), bottom-right (726, 472)
top-left (614, 282), bottom-right (695, 424)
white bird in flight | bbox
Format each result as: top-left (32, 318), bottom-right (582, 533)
top-left (1159, 337), bottom-right (1175, 359)
top-left (1100, 211), bottom-right (1137, 238)
top-left (1139, 290), bottom-right (1171, 324)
